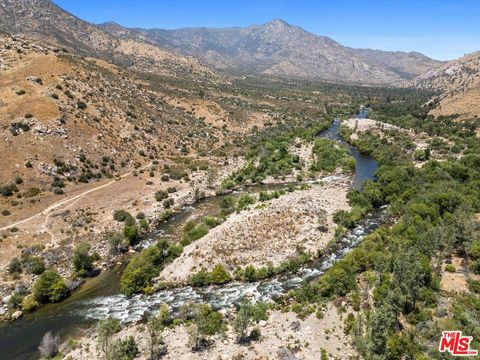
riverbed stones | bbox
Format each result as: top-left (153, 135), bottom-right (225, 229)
top-left (2, 295), bottom-right (11, 305)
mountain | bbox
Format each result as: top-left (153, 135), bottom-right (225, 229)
top-left (412, 51), bottom-right (480, 119)
top-left (100, 19), bottom-right (443, 84)
top-left (0, 0), bottom-right (217, 80)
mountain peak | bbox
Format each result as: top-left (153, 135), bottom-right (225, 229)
top-left (264, 18), bottom-right (291, 28)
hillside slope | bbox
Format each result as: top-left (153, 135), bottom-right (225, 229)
top-left (0, 0), bottom-right (217, 80)
top-left (413, 51), bottom-right (480, 119)
top-left (0, 33), bottom-right (225, 190)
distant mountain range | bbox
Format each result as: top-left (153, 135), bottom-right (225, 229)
top-left (100, 19), bottom-right (443, 84)
top-left (0, 0), bottom-right (444, 85)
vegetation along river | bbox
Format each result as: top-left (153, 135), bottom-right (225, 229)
top-left (0, 113), bottom-right (380, 359)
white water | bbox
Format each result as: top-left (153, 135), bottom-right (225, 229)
top-left (78, 207), bottom-right (385, 323)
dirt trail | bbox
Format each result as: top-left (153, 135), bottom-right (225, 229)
top-left (0, 163), bottom-right (152, 237)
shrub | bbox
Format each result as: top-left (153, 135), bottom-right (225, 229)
top-left (219, 195), bottom-right (236, 215)
top-left (1, 209), bottom-right (11, 216)
top-left (108, 231), bottom-right (127, 255)
top-left (14, 176), bottom-right (23, 185)
top-left (21, 295), bottom-right (38, 312)
top-left (233, 301), bottom-right (254, 343)
top-left (32, 269), bottom-right (69, 303)
top-left (202, 215), bottom-right (221, 228)
top-left (23, 255), bottom-right (45, 275)
top-left (97, 316), bottom-right (121, 355)
top-left (191, 265), bottom-right (231, 286)
top-left (73, 242), bottom-right (97, 276)
top-left (8, 293), bottom-right (24, 309)
top-left (8, 257), bottom-right (22, 274)
top-left (123, 225), bottom-right (139, 245)
top-left (23, 187), bottom-right (41, 198)
top-left (155, 190), bottom-right (168, 201)
top-left (163, 198), bottom-right (174, 209)
top-left (445, 264), bottom-right (456, 273)
top-left (24, 113), bottom-right (33, 119)
top-left (161, 174), bottom-right (170, 181)
top-left (236, 194), bottom-right (256, 211)
top-left (191, 270), bottom-right (209, 287)
top-left (113, 210), bottom-right (135, 227)
top-left (470, 240), bottom-right (480, 259)
top-left (157, 209), bottom-right (173, 222)
top-left (139, 218), bottom-right (148, 230)
top-left (53, 188), bottom-right (64, 195)
top-left (210, 264), bottom-right (231, 284)
top-left (317, 209), bottom-right (328, 231)
top-left (16, 89), bottom-right (26, 95)
top-left (120, 241), bottom-right (182, 296)
top-left (38, 332), bottom-right (60, 359)
top-left (221, 179), bottom-right (234, 190)
top-left (109, 336), bottom-right (138, 360)
top-left (167, 186), bottom-right (177, 193)
top-left (76, 101), bottom-right (87, 110)
top-left (467, 279), bottom-right (480, 294)
top-left (0, 182), bottom-right (19, 196)
top-left (181, 223), bottom-right (209, 246)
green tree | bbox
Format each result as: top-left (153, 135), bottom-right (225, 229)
top-left (32, 269), bottom-right (68, 303)
top-left (233, 301), bottom-right (256, 343)
top-left (97, 316), bottom-right (121, 356)
top-left (187, 304), bottom-right (223, 351)
top-left (146, 306), bottom-right (169, 359)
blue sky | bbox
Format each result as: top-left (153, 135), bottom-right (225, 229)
top-left (53, 0), bottom-right (480, 61)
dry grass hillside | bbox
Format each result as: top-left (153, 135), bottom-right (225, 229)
top-left (413, 51), bottom-right (480, 119)
top-left (0, 34), bottom-right (223, 190)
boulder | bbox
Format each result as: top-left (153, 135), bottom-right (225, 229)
top-left (11, 310), bottom-right (23, 320)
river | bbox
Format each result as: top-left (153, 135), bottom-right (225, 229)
top-left (0, 114), bottom-right (379, 359)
